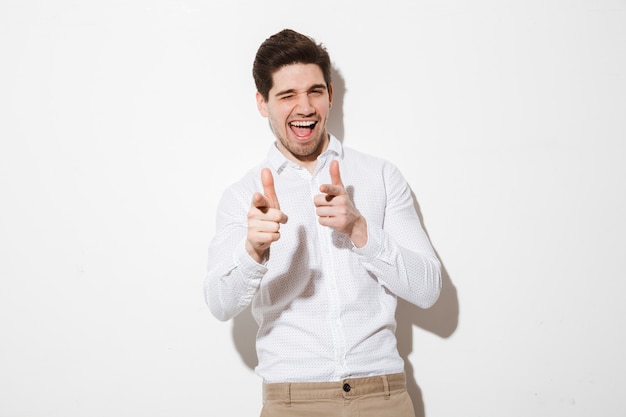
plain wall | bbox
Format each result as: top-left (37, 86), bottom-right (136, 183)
top-left (1, 1), bottom-right (625, 416)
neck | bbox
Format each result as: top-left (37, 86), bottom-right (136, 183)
top-left (278, 133), bottom-right (330, 174)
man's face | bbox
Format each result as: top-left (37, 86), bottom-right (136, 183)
top-left (257, 63), bottom-right (333, 164)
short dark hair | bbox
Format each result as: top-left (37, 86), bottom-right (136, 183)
top-left (253, 29), bottom-right (332, 101)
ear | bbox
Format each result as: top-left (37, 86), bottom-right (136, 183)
top-left (328, 83), bottom-right (333, 109)
top-left (256, 92), bottom-right (268, 117)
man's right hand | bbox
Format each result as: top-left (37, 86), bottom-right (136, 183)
top-left (246, 168), bottom-right (288, 263)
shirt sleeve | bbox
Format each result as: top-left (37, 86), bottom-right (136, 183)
top-left (204, 187), bottom-right (267, 321)
top-left (352, 162), bottom-right (442, 309)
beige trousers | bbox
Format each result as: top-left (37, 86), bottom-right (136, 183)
top-left (260, 372), bottom-right (415, 417)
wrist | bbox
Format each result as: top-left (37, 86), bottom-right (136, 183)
top-left (349, 216), bottom-right (368, 248)
top-left (246, 240), bottom-right (266, 264)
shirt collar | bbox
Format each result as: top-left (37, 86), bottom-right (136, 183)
top-left (267, 134), bottom-right (344, 174)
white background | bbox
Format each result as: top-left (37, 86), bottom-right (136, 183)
top-left (1, 1), bottom-right (625, 416)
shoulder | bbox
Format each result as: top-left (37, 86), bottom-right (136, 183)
top-left (341, 146), bottom-right (404, 178)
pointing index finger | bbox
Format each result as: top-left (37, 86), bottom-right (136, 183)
top-left (329, 160), bottom-right (343, 187)
top-left (261, 167), bottom-right (280, 209)
top-left (319, 160), bottom-right (345, 197)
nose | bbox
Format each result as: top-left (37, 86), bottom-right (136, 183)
top-left (295, 92), bottom-right (315, 116)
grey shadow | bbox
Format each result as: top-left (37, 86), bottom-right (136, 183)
top-left (396, 192), bottom-right (459, 417)
top-left (232, 304), bottom-right (258, 370)
top-left (232, 226), bottom-right (319, 371)
top-left (327, 64), bottom-right (346, 142)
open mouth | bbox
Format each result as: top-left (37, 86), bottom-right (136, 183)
top-left (289, 120), bottom-right (318, 138)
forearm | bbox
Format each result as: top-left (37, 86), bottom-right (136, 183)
top-left (355, 225), bottom-right (442, 309)
top-left (204, 234), bottom-right (266, 321)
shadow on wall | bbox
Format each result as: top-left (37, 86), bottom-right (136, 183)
top-left (231, 64), bottom-right (459, 417)
top-left (327, 65), bottom-right (346, 141)
top-left (397, 193), bottom-right (459, 417)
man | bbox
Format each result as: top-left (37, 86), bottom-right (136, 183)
top-left (204, 29), bottom-right (441, 417)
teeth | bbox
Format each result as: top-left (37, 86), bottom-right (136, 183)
top-left (290, 121), bottom-right (316, 127)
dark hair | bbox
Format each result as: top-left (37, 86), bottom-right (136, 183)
top-left (253, 29), bottom-right (332, 101)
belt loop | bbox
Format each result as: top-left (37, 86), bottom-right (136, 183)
top-left (286, 383), bottom-right (291, 407)
top-left (381, 375), bottom-right (390, 400)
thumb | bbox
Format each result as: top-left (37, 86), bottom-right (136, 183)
top-left (329, 160), bottom-right (344, 187)
top-left (261, 168), bottom-right (280, 209)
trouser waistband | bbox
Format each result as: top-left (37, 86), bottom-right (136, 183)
top-left (263, 372), bottom-right (406, 402)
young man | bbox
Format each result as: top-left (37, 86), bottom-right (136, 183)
top-left (204, 29), bottom-right (441, 417)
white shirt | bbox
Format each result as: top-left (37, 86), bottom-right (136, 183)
top-left (204, 135), bottom-right (441, 383)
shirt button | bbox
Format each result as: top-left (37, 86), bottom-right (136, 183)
top-left (343, 383), bottom-right (351, 392)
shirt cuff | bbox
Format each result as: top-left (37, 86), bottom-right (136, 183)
top-left (352, 225), bottom-right (383, 260)
top-left (233, 242), bottom-right (267, 291)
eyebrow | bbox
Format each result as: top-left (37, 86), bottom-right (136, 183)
top-left (274, 84), bottom-right (327, 98)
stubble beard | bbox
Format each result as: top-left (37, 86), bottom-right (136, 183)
top-left (274, 125), bottom-right (329, 161)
